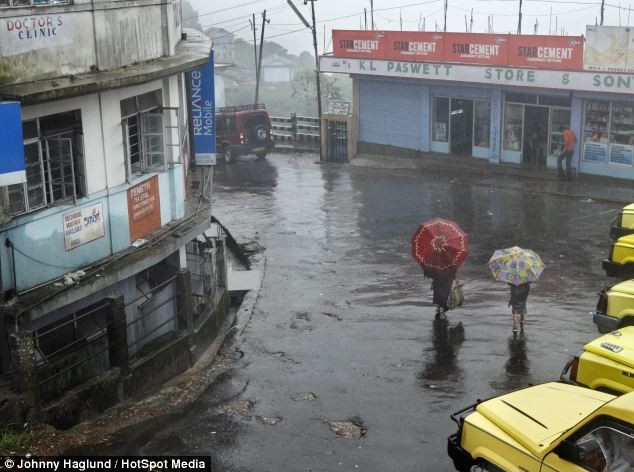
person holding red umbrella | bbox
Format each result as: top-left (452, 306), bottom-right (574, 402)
top-left (412, 218), bottom-right (469, 320)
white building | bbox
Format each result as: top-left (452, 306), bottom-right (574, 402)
top-left (0, 0), bottom-right (227, 425)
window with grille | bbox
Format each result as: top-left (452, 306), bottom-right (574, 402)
top-left (7, 110), bottom-right (86, 216)
top-left (121, 90), bottom-right (167, 180)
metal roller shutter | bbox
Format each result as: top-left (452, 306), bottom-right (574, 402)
top-left (359, 79), bottom-right (422, 150)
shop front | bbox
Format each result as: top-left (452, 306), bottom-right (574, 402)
top-left (328, 28), bottom-right (634, 181)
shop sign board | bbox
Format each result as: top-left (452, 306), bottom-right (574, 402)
top-left (444, 33), bottom-right (508, 66)
top-left (333, 30), bottom-right (388, 58)
top-left (0, 14), bottom-right (76, 56)
top-left (584, 141), bottom-right (609, 163)
top-left (585, 25), bottom-right (634, 73)
top-left (127, 175), bottom-right (161, 242)
top-left (609, 143), bottom-right (634, 165)
top-left (63, 203), bottom-right (105, 251)
top-left (507, 35), bottom-right (583, 70)
top-left (320, 56), bottom-right (634, 95)
top-left (332, 30), bottom-right (583, 70)
top-left (187, 51), bottom-right (216, 166)
top-left (0, 102), bottom-right (26, 186)
top-left (386, 31), bottom-right (444, 61)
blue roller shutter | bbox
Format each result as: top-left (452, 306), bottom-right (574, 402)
top-left (359, 79), bottom-right (422, 150)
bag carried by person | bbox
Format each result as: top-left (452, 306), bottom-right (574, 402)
top-left (447, 281), bottom-right (464, 310)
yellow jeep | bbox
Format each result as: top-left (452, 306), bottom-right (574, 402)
top-left (594, 280), bottom-right (634, 333)
top-left (611, 203), bottom-right (634, 240)
top-left (562, 327), bottom-right (634, 395)
top-left (447, 382), bottom-right (634, 472)
top-left (603, 234), bottom-right (634, 280)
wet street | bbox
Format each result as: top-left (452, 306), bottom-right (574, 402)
top-left (72, 153), bottom-right (622, 470)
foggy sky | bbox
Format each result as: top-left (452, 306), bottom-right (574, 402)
top-left (189, 0), bottom-right (627, 56)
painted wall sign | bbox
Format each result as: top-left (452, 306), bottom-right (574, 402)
top-left (187, 51), bottom-right (216, 166)
top-left (585, 25), bottom-right (634, 73)
top-left (609, 143), bottom-right (634, 165)
top-left (127, 175), bottom-right (161, 242)
top-left (0, 102), bottom-right (26, 186)
top-left (0, 14), bottom-right (75, 56)
top-left (333, 30), bottom-right (388, 58)
top-left (63, 203), bottom-right (105, 251)
top-left (320, 56), bottom-right (634, 95)
top-left (332, 30), bottom-right (583, 70)
top-left (507, 35), bottom-right (583, 70)
top-left (386, 31), bottom-right (444, 62)
top-left (584, 141), bottom-right (609, 162)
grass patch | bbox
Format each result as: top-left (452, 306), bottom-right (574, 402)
top-left (0, 426), bottom-right (31, 455)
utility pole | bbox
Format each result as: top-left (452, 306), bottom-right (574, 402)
top-left (464, 14), bottom-right (468, 32)
top-left (255, 10), bottom-right (268, 105)
top-left (370, 0), bottom-right (375, 29)
top-left (443, 0), bottom-right (448, 32)
top-left (534, 18), bottom-right (538, 34)
top-left (470, 9), bottom-right (473, 32)
top-left (601, 0), bottom-right (605, 25)
top-left (549, 7), bottom-right (552, 34)
top-left (517, 0), bottom-right (522, 34)
top-left (250, 15), bottom-right (258, 103)
top-left (400, 8), bottom-right (403, 31)
top-left (364, 8), bottom-right (368, 29)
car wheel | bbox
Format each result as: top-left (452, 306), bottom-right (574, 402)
top-left (224, 147), bottom-right (233, 163)
top-left (471, 461), bottom-right (503, 472)
top-left (255, 153), bottom-right (267, 159)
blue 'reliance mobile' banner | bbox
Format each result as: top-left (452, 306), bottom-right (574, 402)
top-left (187, 51), bottom-right (216, 166)
top-left (0, 102), bottom-right (26, 186)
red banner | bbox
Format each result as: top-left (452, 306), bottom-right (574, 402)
top-left (443, 33), bottom-right (509, 65)
top-left (332, 30), bottom-right (387, 58)
top-left (331, 30), bottom-right (586, 71)
top-left (385, 31), bottom-right (444, 61)
top-left (507, 35), bottom-right (583, 70)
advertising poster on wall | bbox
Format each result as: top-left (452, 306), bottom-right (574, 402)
top-left (507, 35), bottom-right (583, 70)
top-left (584, 25), bottom-right (634, 73)
top-left (333, 30), bottom-right (388, 58)
top-left (386, 31), bottom-right (444, 61)
top-left (609, 143), bottom-right (634, 165)
top-left (187, 51), bottom-right (216, 166)
top-left (584, 141), bottom-right (609, 163)
top-left (127, 175), bottom-right (161, 242)
top-left (63, 203), bottom-right (105, 251)
top-left (440, 33), bottom-right (509, 66)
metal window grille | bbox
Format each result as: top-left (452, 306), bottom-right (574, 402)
top-left (1, 0), bottom-right (72, 6)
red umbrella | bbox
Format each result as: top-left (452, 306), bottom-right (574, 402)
top-left (411, 218), bottom-right (469, 274)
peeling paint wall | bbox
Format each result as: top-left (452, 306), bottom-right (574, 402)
top-left (0, 0), bottom-right (176, 86)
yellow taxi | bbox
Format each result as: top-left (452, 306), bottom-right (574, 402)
top-left (447, 382), bottom-right (634, 472)
top-left (603, 234), bottom-right (634, 280)
top-left (594, 280), bottom-right (634, 333)
top-left (562, 327), bottom-right (634, 395)
top-left (611, 203), bottom-right (634, 240)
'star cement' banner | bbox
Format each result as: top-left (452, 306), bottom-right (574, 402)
top-left (0, 102), bottom-right (26, 186)
top-left (187, 51), bottom-right (216, 166)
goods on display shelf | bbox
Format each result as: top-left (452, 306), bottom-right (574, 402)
top-left (550, 109), bottom-right (571, 155)
top-left (584, 101), bottom-right (610, 144)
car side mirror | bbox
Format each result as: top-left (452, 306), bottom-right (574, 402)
top-left (558, 440), bottom-right (581, 462)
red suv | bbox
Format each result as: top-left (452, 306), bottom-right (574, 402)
top-left (216, 104), bottom-right (275, 163)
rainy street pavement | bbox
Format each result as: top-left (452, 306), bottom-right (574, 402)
top-left (70, 153), bottom-right (624, 470)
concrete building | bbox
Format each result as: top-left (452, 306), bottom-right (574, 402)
top-left (0, 0), bottom-right (228, 426)
top-left (323, 29), bottom-right (634, 180)
top-left (261, 54), bottom-right (296, 84)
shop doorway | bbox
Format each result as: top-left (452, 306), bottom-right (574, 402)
top-left (450, 99), bottom-right (474, 156)
top-left (522, 106), bottom-right (549, 167)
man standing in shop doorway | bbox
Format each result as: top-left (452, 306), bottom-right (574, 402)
top-left (558, 126), bottom-right (577, 181)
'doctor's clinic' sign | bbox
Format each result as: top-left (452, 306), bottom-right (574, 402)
top-left (187, 51), bottom-right (216, 166)
top-left (0, 102), bottom-right (26, 186)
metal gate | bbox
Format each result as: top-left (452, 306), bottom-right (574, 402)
top-left (327, 120), bottom-right (348, 163)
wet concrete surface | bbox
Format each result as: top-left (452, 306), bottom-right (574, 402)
top-left (69, 153), bottom-right (625, 470)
